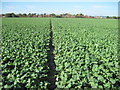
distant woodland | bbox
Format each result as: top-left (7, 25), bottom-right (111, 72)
top-left (0, 13), bottom-right (119, 19)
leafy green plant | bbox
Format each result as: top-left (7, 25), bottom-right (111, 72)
top-left (2, 18), bottom-right (50, 89)
top-left (52, 18), bottom-right (119, 89)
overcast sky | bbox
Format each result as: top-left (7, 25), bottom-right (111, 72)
top-left (1, 1), bottom-right (119, 16)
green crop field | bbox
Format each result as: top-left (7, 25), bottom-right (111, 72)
top-left (1, 18), bottom-right (120, 89)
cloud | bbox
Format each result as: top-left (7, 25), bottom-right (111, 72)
top-left (5, 6), bottom-right (15, 9)
top-left (25, 5), bottom-right (35, 9)
top-left (92, 5), bottom-right (112, 8)
top-left (72, 5), bottom-right (83, 8)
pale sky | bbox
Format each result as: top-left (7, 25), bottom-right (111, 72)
top-left (1, 1), bottom-right (119, 16)
top-left (1, 0), bottom-right (120, 2)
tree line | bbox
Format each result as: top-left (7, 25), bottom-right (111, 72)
top-left (1, 13), bottom-right (119, 19)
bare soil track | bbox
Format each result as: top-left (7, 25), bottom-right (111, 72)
top-left (46, 19), bottom-right (56, 90)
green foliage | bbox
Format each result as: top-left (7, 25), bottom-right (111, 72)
top-left (5, 13), bottom-right (18, 17)
top-left (1, 18), bottom-right (120, 89)
top-left (52, 18), bottom-right (119, 89)
top-left (1, 18), bottom-right (50, 89)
